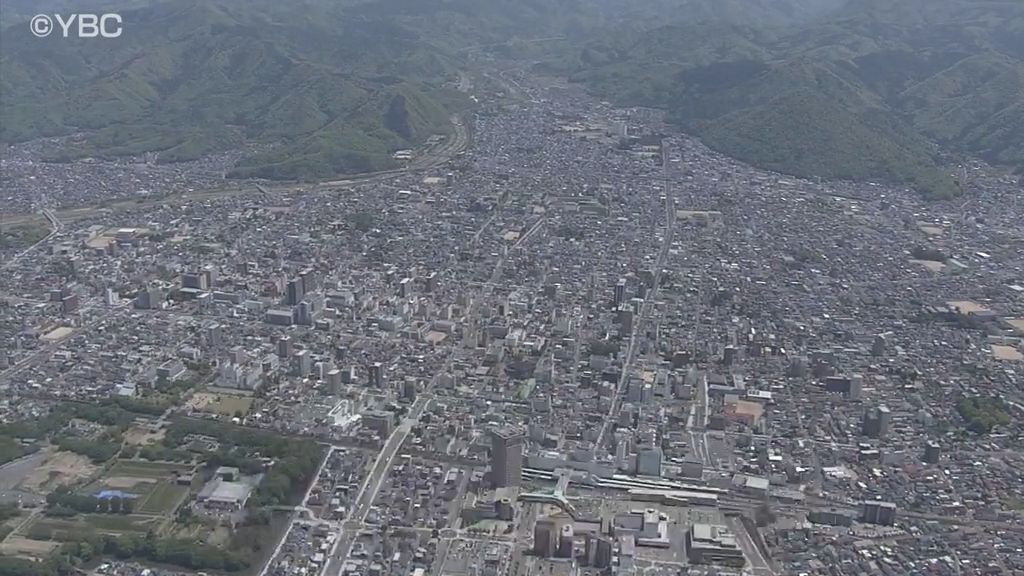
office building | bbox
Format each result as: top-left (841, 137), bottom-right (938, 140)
top-left (584, 534), bottom-right (614, 568)
top-left (299, 269), bottom-right (316, 295)
top-left (293, 349), bottom-right (312, 377)
top-left (557, 524), bottom-right (574, 558)
top-left (275, 336), bottom-right (291, 360)
top-left (369, 362), bottom-right (384, 387)
top-left (862, 405), bottom-right (891, 439)
top-left (862, 501), bottom-right (897, 526)
top-left (362, 410), bottom-right (394, 437)
top-left (685, 523), bottom-right (745, 567)
top-left (635, 446), bottom-right (662, 477)
top-left (286, 278), bottom-right (303, 306)
top-left (613, 278), bottom-right (627, 309)
top-left (534, 517), bottom-right (560, 558)
top-left (490, 426), bottom-right (525, 489)
top-left (326, 369), bottom-right (342, 394)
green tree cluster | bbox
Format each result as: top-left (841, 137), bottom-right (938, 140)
top-left (957, 396), bottom-right (1012, 434)
top-left (45, 487), bottom-right (136, 516)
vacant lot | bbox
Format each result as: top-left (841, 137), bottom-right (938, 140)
top-left (187, 392), bottom-right (254, 416)
top-left (992, 345), bottom-right (1023, 362)
top-left (124, 424), bottom-right (166, 446)
top-left (947, 300), bottom-right (990, 314)
top-left (0, 535), bottom-right (59, 559)
top-left (21, 450), bottom-right (99, 495)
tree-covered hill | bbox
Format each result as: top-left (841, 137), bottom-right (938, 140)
top-left (564, 0), bottom-right (1024, 198)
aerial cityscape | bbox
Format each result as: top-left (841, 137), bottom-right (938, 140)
top-left (1, 2), bottom-right (1022, 576)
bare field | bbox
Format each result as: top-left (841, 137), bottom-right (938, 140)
top-left (187, 392), bottom-right (254, 416)
top-left (0, 535), bottom-right (59, 558)
top-left (910, 259), bottom-right (945, 272)
top-left (947, 300), bottom-right (990, 314)
top-left (992, 345), bottom-right (1023, 362)
top-left (21, 451), bottom-right (99, 494)
top-left (124, 424), bottom-right (166, 446)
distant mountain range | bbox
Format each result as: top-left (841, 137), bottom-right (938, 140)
top-left (0, 0), bottom-right (466, 179)
top-left (563, 0), bottom-right (1024, 198)
top-left (2, 0), bottom-right (1020, 193)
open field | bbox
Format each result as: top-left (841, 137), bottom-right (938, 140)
top-left (947, 300), bottom-right (990, 314)
top-left (1007, 319), bottom-right (1024, 334)
top-left (20, 450), bottom-right (99, 495)
top-left (107, 460), bottom-right (193, 477)
top-left (0, 535), bottom-right (59, 558)
top-left (187, 392), bottom-right (255, 416)
top-left (138, 482), bottom-right (189, 515)
top-left (992, 345), bottom-right (1024, 362)
top-left (25, 513), bottom-right (159, 540)
top-left (124, 425), bottom-right (166, 446)
top-left (81, 460), bottom-right (195, 516)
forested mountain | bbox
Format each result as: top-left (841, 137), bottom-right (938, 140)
top-left (565, 0), bottom-right (1024, 197)
top-left (2, 0), bottom-right (1019, 192)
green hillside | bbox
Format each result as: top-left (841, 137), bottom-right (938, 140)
top-left (568, 0), bottom-right (1024, 198)
top-left (2, 0), bottom-right (1018, 188)
top-left (0, 0), bottom-right (466, 180)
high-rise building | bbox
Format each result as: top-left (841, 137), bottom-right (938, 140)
top-left (402, 378), bottom-right (417, 401)
top-left (613, 278), bottom-right (627, 309)
top-left (278, 336), bottom-right (292, 359)
top-left (872, 333), bottom-right (888, 356)
top-left (877, 405), bottom-right (892, 437)
top-left (398, 277), bottom-right (412, 298)
top-left (533, 517), bottom-right (560, 558)
top-left (286, 279), bottom-right (303, 306)
top-left (299, 269), bottom-right (316, 295)
top-left (862, 501), bottom-right (897, 526)
top-left (636, 446), bottom-right (662, 477)
top-left (297, 300), bottom-right (314, 326)
top-left (293, 349), bottom-right (311, 377)
top-left (923, 442), bottom-right (941, 464)
top-left (862, 405), bottom-right (891, 439)
top-left (594, 535), bottom-right (613, 568)
top-left (723, 345), bottom-right (738, 366)
top-left (490, 426), bottom-right (524, 489)
top-left (326, 369), bottom-right (342, 394)
top-left (849, 374), bottom-right (863, 400)
top-left (134, 287), bottom-right (164, 310)
top-left (369, 362), bottom-right (384, 387)
top-left (557, 524), bottom-right (574, 558)
top-left (204, 323), bottom-right (223, 350)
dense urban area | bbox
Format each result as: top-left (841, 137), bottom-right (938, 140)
top-left (1, 55), bottom-right (1023, 576)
